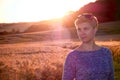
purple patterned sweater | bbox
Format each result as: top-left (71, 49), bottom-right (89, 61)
top-left (62, 47), bottom-right (114, 80)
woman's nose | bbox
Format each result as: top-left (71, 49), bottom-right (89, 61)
top-left (79, 30), bottom-right (86, 35)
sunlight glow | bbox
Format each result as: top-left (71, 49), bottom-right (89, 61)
top-left (0, 0), bottom-right (96, 23)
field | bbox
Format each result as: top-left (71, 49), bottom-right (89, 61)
top-left (0, 40), bottom-right (120, 80)
top-left (0, 21), bottom-right (120, 80)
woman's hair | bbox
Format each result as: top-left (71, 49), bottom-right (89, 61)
top-left (74, 13), bottom-right (98, 28)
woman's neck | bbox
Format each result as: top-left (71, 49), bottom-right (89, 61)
top-left (78, 40), bottom-right (100, 51)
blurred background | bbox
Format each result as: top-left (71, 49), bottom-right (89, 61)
top-left (0, 0), bottom-right (120, 80)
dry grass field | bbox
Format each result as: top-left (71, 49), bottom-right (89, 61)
top-left (0, 40), bottom-right (120, 80)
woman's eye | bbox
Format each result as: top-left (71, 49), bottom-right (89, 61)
top-left (77, 28), bottom-right (81, 31)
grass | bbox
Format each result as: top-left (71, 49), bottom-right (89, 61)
top-left (0, 41), bottom-right (120, 80)
top-left (114, 61), bottom-right (120, 80)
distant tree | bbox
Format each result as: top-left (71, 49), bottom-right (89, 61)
top-left (12, 29), bottom-right (16, 33)
top-left (96, 0), bottom-right (120, 21)
top-left (15, 29), bottom-right (20, 33)
top-left (115, 0), bottom-right (120, 20)
top-left (0, 30), bottom-right (8, 35)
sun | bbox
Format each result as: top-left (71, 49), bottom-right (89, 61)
top-left (1, 0), bottom-right (96, 23)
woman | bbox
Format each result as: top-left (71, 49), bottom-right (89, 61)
top-left (62, 13), bottom-right (114, 80)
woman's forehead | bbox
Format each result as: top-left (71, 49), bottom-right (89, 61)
top-left (77, 22), bottom-right (92, 27)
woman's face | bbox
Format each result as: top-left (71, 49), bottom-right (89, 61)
top-left (76, 22), bottom-right (97, 43)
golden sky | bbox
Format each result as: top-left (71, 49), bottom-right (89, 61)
top-left (0, 0), bottom-right (96, 23)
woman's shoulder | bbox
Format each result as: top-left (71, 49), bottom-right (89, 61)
top-left (101, 46), bottom-right (113, 57)
top-left (101, 46), bottom-right (112, 53)
top-left (66, 50), bottom-right (78, 58)
top-left (67, 50), bottom-right (77, 56)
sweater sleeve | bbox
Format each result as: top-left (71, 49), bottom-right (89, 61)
top-left (107, 49), bottom-right (114, 80)
top-left (62, 52), bottom-right (76, 80)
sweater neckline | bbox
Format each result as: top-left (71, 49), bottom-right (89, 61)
top-left (74, 47), bottom-right (103, 53)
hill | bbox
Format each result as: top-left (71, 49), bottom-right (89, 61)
top-left (0, 22), bottom-right (34, 32)
top-left (0, 21), bottom-right (120, 44)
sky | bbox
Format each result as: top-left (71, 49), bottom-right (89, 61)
top-left (0, 0), bottom-right (96, 23)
